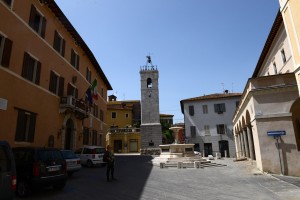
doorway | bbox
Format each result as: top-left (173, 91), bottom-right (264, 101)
top-left (204, 143), bottom-right (212, 157)
top-left (65, 119), bottom-right (74, 150)
top-left (114, 140), bottom-right (122, 153)
top-left (219, 140), bottom-right (229, 157)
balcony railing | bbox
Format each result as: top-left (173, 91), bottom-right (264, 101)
top-left (60, 96), bottom-right (89, 119)
top-left (108, 128), bottom-right (140, 134)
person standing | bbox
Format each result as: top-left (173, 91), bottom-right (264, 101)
top-left (103, 145), bottom-right (116, 182)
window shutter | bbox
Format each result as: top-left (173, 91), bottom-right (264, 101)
top-left (22, 52), bottom-right (30, 78)
top-left (41, 17), bottom-right (46, 38)
top-left (29, 5), bottom-right (36, 29)
top-left (53, 31), bottom-right (59, 51)
top-left (49, 71), bottom-right (55, 93)
top-left (35, 61), bottom-right (41, 85)
top-left (67, 84), bottom-right (72, 96)
top-left (71, 49), bottom-right (75, 66)
top-left (62, 39), bottom-right (65, 57)
top-left (75, 88), bottom-right (78, 98)
top-left (76, 55), bottom-right (80, 70)
top-left (28, 113), bottom-right (36, 142)
top-left (58, 76), bottom-right (64, 97)
top-left (1, 38), bottom-right (12, 67)
top-left (15, 110), bottom-right (26, 141)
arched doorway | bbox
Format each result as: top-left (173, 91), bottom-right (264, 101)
top-left (219, 140), bottom-right (229, 157)
top-left (65, 119), bottom-right (74, 150)
top-left (290, 98), bottom-right (300, 151)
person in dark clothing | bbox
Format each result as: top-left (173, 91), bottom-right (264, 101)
top-left (103, 145), bottom-right (116, 182)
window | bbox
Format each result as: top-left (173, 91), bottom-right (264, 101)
top-left (0, 34), bottom-right (12, 68)
top-left (53, 31), bottom-right (65, 56)
top-left (101, 88), bottom-right (104, 97)
top-left (15, 109), bottom-right (37, 142)
top-left (21, 52), bottom-right (41, 85)
top-left (273, 62), bottom-right (277, 74)
top-left (112, 112), bottom-right (117, 119)
top-left (100, 109), bottom-right (104, 121)
top-left (71, 49), bottom-right (79, 70)
top-left (189, 105), bottom-right (194, 116)
top-left (204, 125), bottom-right (210, 135)
top-left (93, 104), bottom-right (98, 117)
top-left (202, 105), bottom-right (208, 114)
top-left (86, 67), bottom-right (91, 83)
top-left (67, 83), bottom-right (78, 98)
top-left (2, 0), bottom-right (12, 6)
top-left (92, 130), bottom-right (97, 145)
top-left (214, 103), bottom-right (226, 113)
top-left (83, 128), bottom-right (89, 145)
top-left (216, 124), bottom-right (226, 134)
top-left (235, 101), bottom-right (239, 108)
top-left (29, 5), bottom-right (46, 38)
top-left (147, 78), bottom-right (152, 88)
top-left (49, 71), bottom-right (64, 96)
top-left (190, 126), bottom-right (196, 138)
top-left (125, 113), bottom-right (129, 119)
top-left (281, 49), bottom-right (286, 63)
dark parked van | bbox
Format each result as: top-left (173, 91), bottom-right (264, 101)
top-left (0, 141), bottom-right (17, 200)
top-left (12, 147), bottom-right (67, 197)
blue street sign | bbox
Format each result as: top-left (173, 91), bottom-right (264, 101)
top-left (267, 130), bottom-right (286, 137)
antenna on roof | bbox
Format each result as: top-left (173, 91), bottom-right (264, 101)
top-left (221, 83), bottom-right (224, 93)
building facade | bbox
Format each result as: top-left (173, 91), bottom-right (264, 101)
top-left (233, 10), bottom-right (300, 176)
top-left (106, 96), bottom-right (141, 153)
top-left (0, 0), bottom-right (112, 149)
top-left (140, 59), bottom-right (162, 149)
top-left (181, 92), bottom-right (241, 157)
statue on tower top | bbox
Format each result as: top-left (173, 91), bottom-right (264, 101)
top-left (146, 55), bottom-right (152, 65)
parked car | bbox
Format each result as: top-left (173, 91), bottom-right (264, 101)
top-left (75, 146), bottom-right (106, 167)
top-left (12, 147), bottom-right (68, 197)
top-left (60, 150), bottom-right (81, 177)
top-left (0, 141), bottom-right (16, 200)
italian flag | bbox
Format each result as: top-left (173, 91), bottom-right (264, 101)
top-left (91, 79), bottom-right (98, 100)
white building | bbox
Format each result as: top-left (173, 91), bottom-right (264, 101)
top-left (233, 11), bottom-right (300, 176)
top-left (181, 92), bottom-right (242, 158)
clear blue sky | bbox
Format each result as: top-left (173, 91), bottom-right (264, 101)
top-left (55, 0), bottom-right (279, 123)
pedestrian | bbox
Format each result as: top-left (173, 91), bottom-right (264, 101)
top-left (103, 145), bottom-right (116, 182)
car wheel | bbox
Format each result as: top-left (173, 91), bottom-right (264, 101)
top-left (17, 179), bottom-right (31, 197)
top-left (53, 181), bottom-right (66, 190)
top-left (86, 160), bottom-right (93, 168)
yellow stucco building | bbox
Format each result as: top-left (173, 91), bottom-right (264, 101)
top-left (106, 96), bottom-right (141, 153)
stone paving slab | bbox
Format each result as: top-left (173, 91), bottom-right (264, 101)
top-left (18, 155), bottom-right (300, 200)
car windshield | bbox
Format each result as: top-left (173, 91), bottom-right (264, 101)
top-left (61, 150), bottom-right (77, 159)
top-left (37, 150), bottom-right (63, 161)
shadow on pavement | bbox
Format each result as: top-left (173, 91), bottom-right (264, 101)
top-left (20, 155), bottom-right (154, 200)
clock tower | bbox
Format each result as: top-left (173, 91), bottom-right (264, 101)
top-left (140, 56), bottom-right (162, 150)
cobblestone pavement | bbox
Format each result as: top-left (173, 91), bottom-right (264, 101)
top-left (19, 155), bottom-right (300, 200)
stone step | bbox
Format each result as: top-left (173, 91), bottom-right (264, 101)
top-left (161, 161), bottom-right (226, 169)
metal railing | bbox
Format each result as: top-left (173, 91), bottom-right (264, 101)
top-left (108, 128), bottom-right (140, 133)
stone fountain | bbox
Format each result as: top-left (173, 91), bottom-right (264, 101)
top-left (151, 126), bottom-right (208, 167)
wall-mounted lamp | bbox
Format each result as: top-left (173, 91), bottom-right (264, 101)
top-left (57, 127), bottom-right (64, 139)
top-left (57, 129), bottom-right (62, 139)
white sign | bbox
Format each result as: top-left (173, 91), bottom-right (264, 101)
top-left (0, 98), bottom-right (8, 110)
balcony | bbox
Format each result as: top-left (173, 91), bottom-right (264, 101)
top-left (108, 127), bottom-right (140, 134)
top-left (60, 96), bottom-right (89, 119)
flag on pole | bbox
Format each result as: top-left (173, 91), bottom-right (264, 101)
top-left (85, 87), bottom-right (93, 105)
top-left (91, 79), bottom-right (98, 100)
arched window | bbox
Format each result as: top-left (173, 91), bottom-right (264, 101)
top-left (147, 78), bottom-right (152, 88)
